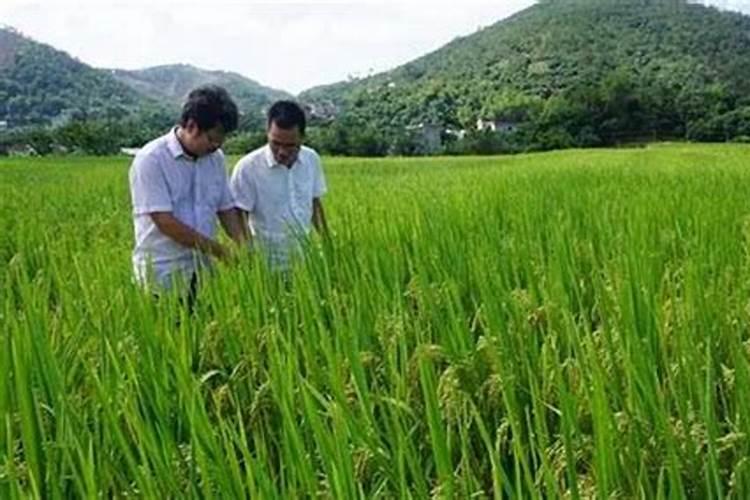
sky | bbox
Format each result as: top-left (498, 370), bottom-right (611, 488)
top-left (1, 0), bottom-right (749, 95)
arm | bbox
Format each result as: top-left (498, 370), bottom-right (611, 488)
top-left (150, 212), bottom-right (230, 262)
top-left (312, 197), bottom-right (329, 237)
top-left (131, 155), bottom-right (231, 262)
top-left (235, 209), bottom-right (255, 248)
top-left (228, 159), bottom-right (257, 250)
top-left (310, 150), bottom-right (329, 237)
top-left (218, 207), bottom-right (249, 245)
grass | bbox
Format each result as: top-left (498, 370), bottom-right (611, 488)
top-left (1, 143), bottom-right (750, 497)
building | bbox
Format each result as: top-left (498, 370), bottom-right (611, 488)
top-left (120, 147), bottom-right (140, 156)
top-left (405, 122), bottom-right (443, 155)
top-left (304, 101), bottom-right (338, 122)
top-left (476, 118), bottom-right (518, 134)
top-left (8, 144), bottom-right (38, 157)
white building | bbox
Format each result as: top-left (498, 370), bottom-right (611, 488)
top-left (476, 118), bottom-right (518, 133)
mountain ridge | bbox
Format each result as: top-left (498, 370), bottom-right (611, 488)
top-left (0, 28), bottom-right (293, 129)
top-left (299, 0), bottom-right (750, 137)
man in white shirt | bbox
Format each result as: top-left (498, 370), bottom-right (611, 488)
top-left (230, 100), bottom-right (328, 270)
top-left (129, 85), bottom-right (246, 305)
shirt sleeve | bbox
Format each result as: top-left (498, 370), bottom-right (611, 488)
top-left (230, 159), bottom-right (256, 212)
top-left (129, 153), bottom-right (173, 215)
top-left (311, 151), bottom-right (327, 198)
top-left (217, 154), bottom-right (235, 212)
top-left (218, 178), bottom-right (235, 212)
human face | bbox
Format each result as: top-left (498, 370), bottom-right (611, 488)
top-left (181, 120), bottom-right (226, 158)
top-left (267, 122), bottom-right (302, 167)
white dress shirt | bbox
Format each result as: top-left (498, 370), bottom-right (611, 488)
top-left (129, 128), bottom-right (234, 290)
top-left (230, 144), bottom-right (327, 268)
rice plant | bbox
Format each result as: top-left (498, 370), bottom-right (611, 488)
top-left (2, 144), bottom-right (750, 498)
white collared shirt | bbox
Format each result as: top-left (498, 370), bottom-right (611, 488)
top-left (230, 144), bottom-right (327, 267)
top-left (129, 128), bottom-right (235, 290)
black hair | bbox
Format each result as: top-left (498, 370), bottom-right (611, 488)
top-left (267, 100), bottom-right (306, 135)
top-left (180, 85), bottom-right (238, 133)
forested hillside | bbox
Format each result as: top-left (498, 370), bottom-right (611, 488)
top-left (301, 0), bottom-right (750, 154)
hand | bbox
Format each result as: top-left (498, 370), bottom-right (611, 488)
top-left (212, 243), bottom-right (233, 264)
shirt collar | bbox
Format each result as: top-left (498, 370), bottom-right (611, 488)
top-left (264, 144), bottom-right (301, 169)
top-left (263, 144), bottom-right (277, 168)
top-left (166, 127), bottom-right (195, 161)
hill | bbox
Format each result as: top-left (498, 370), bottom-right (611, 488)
top-left (0, 28), bottom-right (292, 131)
top-left (0, 27), bottom-right (158, 128)
top-left (109, 64), bottom-right (293, 128)
top-left (299, 0), bottom-right (750, 152)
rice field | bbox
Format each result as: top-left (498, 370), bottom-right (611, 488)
top-left (2, 143), bottom-right (750, 498)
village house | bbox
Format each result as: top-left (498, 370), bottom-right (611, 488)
top-left (305, 101), bottom-right (338, 122)
top-left (476, 118), bottom-right (518, 134)
top-left (405, 122), bottom-right (443, 154)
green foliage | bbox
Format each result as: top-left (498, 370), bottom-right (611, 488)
top-left (3, 145), bottom-right (750, 496)
top-left (0, 31), bottom-right (287, 137)
top-left (0, 29), bottom-right (165, 128)
top-left (687, 106), bottom-right (750, 141)
top-left (306, 117), bottom-right (390, 156)
top-left (222, 131), bottom-right (268, 155)
top-left (5, 0), bottom-right (750, 156)
top-left (301, 1), bottom-right (750, 152)
top-left (110, 65), bottom-right (293, 131)
top-left (0, 111), bottom-right (173, 156)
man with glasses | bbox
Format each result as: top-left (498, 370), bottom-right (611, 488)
top-left (129, 85), bottom-right (246, 307)
top-left (230, 100), bottom-right (328, 270)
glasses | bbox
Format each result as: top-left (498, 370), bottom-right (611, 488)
top-left (204, 131), bottom-right (226, 147)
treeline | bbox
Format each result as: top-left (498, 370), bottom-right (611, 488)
top-left (4, 0), bottom-right (750, 157)
top-left (0, 111), bottom-right (173, 156)
top-left (295, 0), bottom-right (750, 155)
top-left (3, 63), bottom-right (749, 157)
top-left (3, 87), bottom-right (748, 157)
top-left (296, 64), bottom-right (750, 156)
